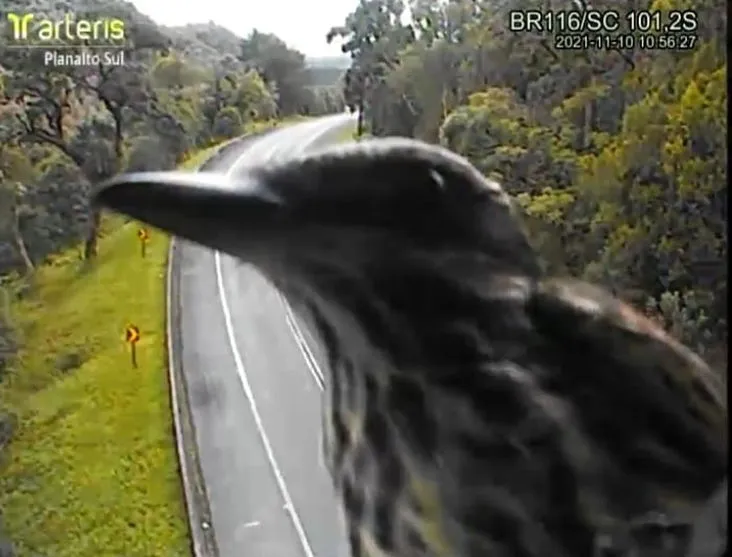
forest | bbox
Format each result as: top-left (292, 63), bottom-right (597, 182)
top-left (0, 3), bottom-right (346, 552)
top-left (327, 0), bottom-right (727, 370)
top-left (0, 0), bottom-right (346, 373)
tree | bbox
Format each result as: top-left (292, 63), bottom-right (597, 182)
top-left (0, 146), bottom-right (37, 274)
top-left (239, 30), bottom-right (309, 116)
top-left (325, 0), bottom-right (728, 366)
top-left (327, 0), bottom-right (416, 136)
top-left (212, 106), bottom-right (243, 140)
top-left (1, 4), bottom-right (170, 259)
top-left (150, 54), bottom-right (205, 89)
top-left (230, 70), bottom-right (278, 121)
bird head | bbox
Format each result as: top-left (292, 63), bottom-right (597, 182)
top-left (94, 137), bottom-right (727, 557)
top-left (95, 138), bottom-right (542, 363)
top-left (96, 137), bottom-right (539, 270)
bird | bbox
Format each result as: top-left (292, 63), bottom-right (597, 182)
top-left (94, 137), bottom-right (727, 557)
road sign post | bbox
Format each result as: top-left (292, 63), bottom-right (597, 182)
top-left (138, 228), bottom-right (149, 258)
top-left (125, 324), bottom-right (140, 368)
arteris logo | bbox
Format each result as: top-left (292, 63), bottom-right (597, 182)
top-left (5, 12), bottom-right (125, 44)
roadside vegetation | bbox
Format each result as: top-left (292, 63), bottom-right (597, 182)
top-left (0, 215), bottom-right (190, 557)
top-left (0, 146), bottom-right (225, 557)
top-left (328, 0), bottom-right (727, 370)
top-left (0, 1), bottom-right (346, 553)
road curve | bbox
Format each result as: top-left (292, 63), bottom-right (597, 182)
top-left (176, 114), bottom-right (355, 557)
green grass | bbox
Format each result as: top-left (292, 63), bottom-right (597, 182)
top-left (0, 145), bottom-right (221, 557)
top-left (328, 125), bottom-right (358, 144)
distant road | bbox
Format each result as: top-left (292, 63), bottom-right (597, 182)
top-left (175, 114), bottom-right (355, 557)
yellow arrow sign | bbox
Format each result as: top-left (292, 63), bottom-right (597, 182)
top-left (137, 228), bottom-right (149, 242)
top-left (125, 325), bottom-right (140, 344)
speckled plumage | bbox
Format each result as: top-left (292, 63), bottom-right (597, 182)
top-left (95, 137), bottom-right (728, 557)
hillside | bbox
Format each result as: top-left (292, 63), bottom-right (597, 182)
top-left (306, 55), bottom-right (350, 69)
top-left (306, 56), bottom-right (349, 87)
top-left (162, 21), bottom-right (244, 70)
top-left (0, 0), bottom-right (160, 34)
top-left (0, 217), bottom-right (192, 557)
top-left (307, 66), bottom-right (346, 87)
top-left (2, 0), bottom-right (236, 73)
top-left (1, 0), bottom-right (348, 85)
top-left (164, 23), bottom-right (349, 86)
top-left (0, 145), bottom-right (225, 556)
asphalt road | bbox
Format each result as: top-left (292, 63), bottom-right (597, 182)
top-left (177, 114), bottom-right (355, 557)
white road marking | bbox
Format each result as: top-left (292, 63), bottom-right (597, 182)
top-left (242, 521), bottom-right (260, 529)
top-left (215, 255), bottom-right (316, 557)
top-left (213, 124), bottom-right (325, 557)
top-left (274, 117), bottom-right (348, 394)
top-left (214, 115), bottom-right (354, 557)
top-left (239, 115), bottom-right (347, 396)
top-left (281, 295), bottom-right (325, 391)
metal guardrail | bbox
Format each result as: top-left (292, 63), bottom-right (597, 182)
top-left (165, 129), bottom-right (280, 557)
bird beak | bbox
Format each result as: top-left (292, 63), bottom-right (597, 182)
top-left (94, 171), bottom-right (283, 256)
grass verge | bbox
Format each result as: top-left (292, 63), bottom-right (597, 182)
top-left (332, 126), bottom-right (360, 143)
top-left (0, 145), bottom-right (221, 557)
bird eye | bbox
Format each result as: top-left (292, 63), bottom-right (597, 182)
top-left (428, 168), bottom-right (445, 191)
top-left (483, 177), bottom-right (503, 193)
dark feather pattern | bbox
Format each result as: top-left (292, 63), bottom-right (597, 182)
top-left (95, 137), bottom-right (727, 557)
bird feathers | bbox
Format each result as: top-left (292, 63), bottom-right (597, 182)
top-left (93, 137), bottom-right (727, 557)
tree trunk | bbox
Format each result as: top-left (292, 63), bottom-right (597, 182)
top-left (83, 207), bottom-right (102, 260)
top-left (11, 206), bottom-right (34, 274)
top-left (356, 97), bottom-right (365, 137)
top-left (81, 101), bottom-right (122, 262)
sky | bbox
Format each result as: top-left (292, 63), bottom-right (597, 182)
top-left (128, 0), bottom-right (359, 57)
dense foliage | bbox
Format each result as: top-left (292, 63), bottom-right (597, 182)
top-left (0, 2), bottom-right (346, 551)
top-left (0, 0), bottom-right (347, 273)
top-left (328, 0), bottom-right (727, 367)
